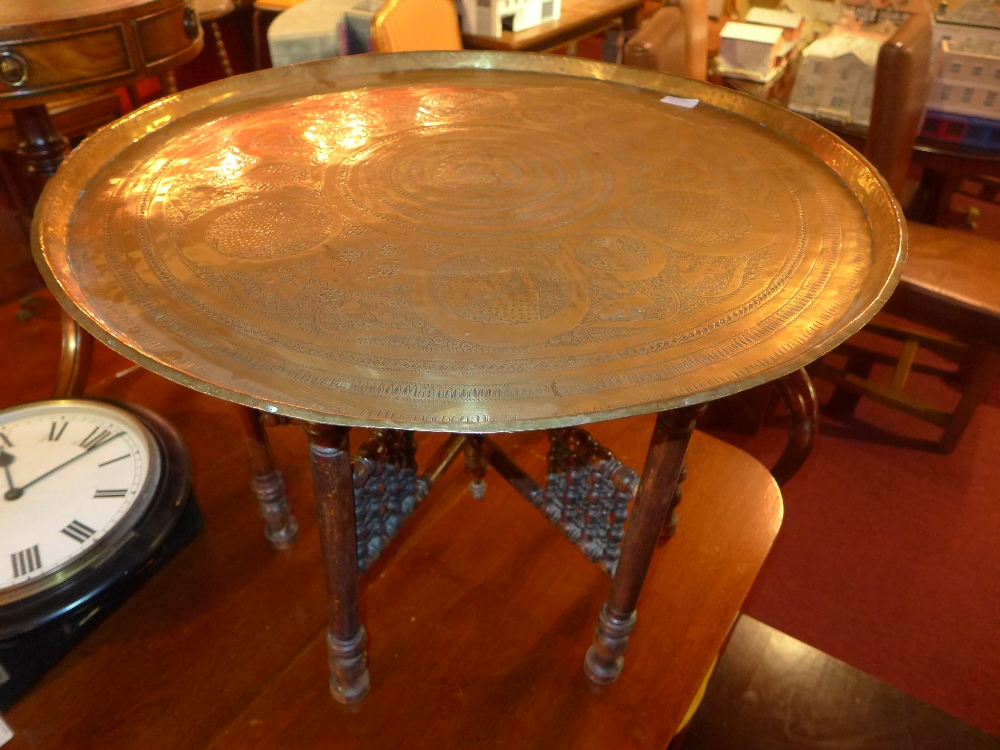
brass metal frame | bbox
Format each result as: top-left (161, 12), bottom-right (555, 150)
top-left (32, 51), bottom-right (906, 433)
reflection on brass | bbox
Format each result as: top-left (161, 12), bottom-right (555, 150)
top-left (34, 52), bottom-right (905, 432)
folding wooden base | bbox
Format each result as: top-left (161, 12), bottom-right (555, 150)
top-left (3, 297), bottom-right (783, 748)
top-left (9, 405), bottom-right (780, 746)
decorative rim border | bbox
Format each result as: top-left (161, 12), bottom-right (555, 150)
top-left (32, 51), bottom-right (906, 433)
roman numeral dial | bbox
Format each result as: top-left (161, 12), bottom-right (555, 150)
top-left (0, 401), bottom-right (157, 594)
top-left (11, 545), bottom-right (42, 578)
top-left (48, 421), bottom-right (68, 441)
top-left (61, 520), bottom-right (97, 543)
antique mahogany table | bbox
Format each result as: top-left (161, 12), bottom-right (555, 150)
top-left (33, 51), bottom-right (904, 704)
top-left (0, 0), bottom-right (203, 197)
top-left (1, 0), bottom-right (203, 375)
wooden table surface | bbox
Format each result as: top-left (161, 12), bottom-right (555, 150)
top-left (682, 616), bottom-right (1000, 750)
top-left (461, 0), bottom-right (644, 52)
top-left (1, 293), bottom-right (783, 750)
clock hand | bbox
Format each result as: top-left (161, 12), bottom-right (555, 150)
top-left (0, 447), bottom-right (15, 494)
top-left (4, 432), bottom-right (125, 501)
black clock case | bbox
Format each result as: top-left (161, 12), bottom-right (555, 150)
top-left (0, 400), bottom-right (203, 711)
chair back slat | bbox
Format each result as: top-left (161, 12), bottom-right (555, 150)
top-left (371, 0), bottom-right (463, 53)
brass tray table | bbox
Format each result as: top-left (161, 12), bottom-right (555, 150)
top-left (33, 51), bottom-right (905, 704)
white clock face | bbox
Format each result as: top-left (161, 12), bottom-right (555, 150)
top-left (0, 401), bottom-right (159, 599)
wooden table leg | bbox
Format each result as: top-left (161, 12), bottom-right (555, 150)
top-left (11, 104), bottom-right (69, 203)
top-left (770, 368), bottom-right (818, 486)
top-left (585, 403), bottom-right (705, 684)
top-left (52, 312), bottom-right (94, 398)
top-left (939, 345), bottom-right (1000, 454)
top-left (9, 104), bottom-right (95, 399)
top-left (237, 406), bottom-right (298, 549)
top-left (464, 434), bottom-right (488, 499)
top-left (302, 422), bottom-right (369, 704)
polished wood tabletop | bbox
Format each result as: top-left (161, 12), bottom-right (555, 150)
top-left (34, 51), bottom-right (904, 433)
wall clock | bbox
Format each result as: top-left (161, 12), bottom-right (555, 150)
top-left (0, 399), bottom-right (201, 710)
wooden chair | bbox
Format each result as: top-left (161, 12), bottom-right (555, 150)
top-left (370, 0), bottom-right (463, 52)
top-left (811, 10), bottom-right (1000, 453)
top-left (192, 0), bottom-right (238, 78)
top-left (623, 0), bottom-right (708, 80)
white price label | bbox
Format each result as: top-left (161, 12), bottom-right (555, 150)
top-left (660, 95), bottom-right (699, 109)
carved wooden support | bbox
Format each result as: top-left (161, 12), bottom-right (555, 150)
top-left (301, 422), bottom-right (369, 704)
top-left (584, 403), bottom-right (705, 685)
top-left (237, 406), bottom-right (299, 550)
top-left (11, 104), bottom-right (69, 203)
top-left (208, 21), bottom-right (234, 77)
top-left (473, 431), bottom-right (638, 574)
top-left (351, 430), bottom-right (419, 574)
top-left (464, 434), bottom-right (488, 499)
top-left (52, 314), bottom-right (94, 398)
top-left (417, 433), bottom-right (468, 498)
top-left (351, 431), bottom-right (467, 572)
top-left (159, 70), bottom-right (179, 96)
top-left (658, 461), bottom-right (688, 542)
top-left (538, 428), bottom-right (639, 576)
top-left (770, 368), bottom-right (819, 486)
top-left (259, 412), bottom-right (293, 428)
top-left (476, 432), bottom-right (638, 575)
top-left (480, 436), bottom-right (542, 503)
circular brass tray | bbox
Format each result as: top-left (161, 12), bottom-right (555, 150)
top-left (35, 52), bottom-right (905, 432)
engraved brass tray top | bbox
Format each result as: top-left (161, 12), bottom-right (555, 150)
top-left (34, 52), bottom-right (905, 432)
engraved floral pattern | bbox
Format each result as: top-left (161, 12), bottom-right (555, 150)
top-left (55, 67), bottom-right (886, 428)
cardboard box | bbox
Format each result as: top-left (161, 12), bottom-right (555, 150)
top-left (458, 0), bottom-right (561, 37)
top-left (788, 30), bottom-right (883, 125)
top-left (716, 21), bottom-right (785, 82)
top-left (929, 37), bottom-right (1000, 118)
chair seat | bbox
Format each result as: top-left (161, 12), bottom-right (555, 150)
top-left (895, 221), bottom-right (1000, 341)
top-left (814, 219), bottom-right (1000, 453)
top-left (192, 0), bottom-right (237, 21)
top-left (254, 0), bottom-right (305, 11)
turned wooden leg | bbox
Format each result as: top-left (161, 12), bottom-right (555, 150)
top-left (12, 104), bottom-right (69, 203)
top-left (939, 346), bottom-right (1000, 454)
top-left (464, 434), bottom-right (488, 499)
top-left (159, 70), bottom-right (179, 96)
top-left (209, 20), bottom-right (234, 77)
top-left (585, 404), bottom-right (704, 684)
top-left (252, 8), bottom-right (265, 71)
top-left (658, 462), bottom-right (687, 542)
top-left (770, 368), bottom-right (819, 486)
top-left (53, 314), bottom-right (94, 398)
top-left (824, 352), bottom-right (875, 419)
top-left (302, 422), bottom-right (369, 704)
top-left (237, 406), bottom-right (299, 550)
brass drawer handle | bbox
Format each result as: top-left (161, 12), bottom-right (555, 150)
top-left (0, 51), bottom-right (28, 87)
top-left (183, 6), bottom-right (200, 40)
